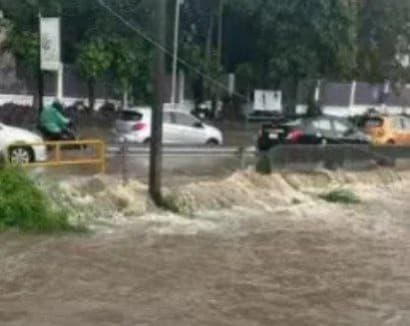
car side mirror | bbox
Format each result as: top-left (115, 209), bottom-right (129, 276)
top-left (193, 121), bottom-right (204, 128)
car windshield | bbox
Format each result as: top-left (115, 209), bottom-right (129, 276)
top-left (118, 111), bottom-right (143, 121)
top-left (363, 118), bottom-right (384, 128)
top-left (285, 119), bottom-right (302, 127)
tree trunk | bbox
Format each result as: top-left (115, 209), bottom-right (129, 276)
top-left (87, 78), bottom-right (95, 114)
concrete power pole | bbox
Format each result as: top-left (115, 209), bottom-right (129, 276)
top-left (149, 0), bottom-right (167, 204)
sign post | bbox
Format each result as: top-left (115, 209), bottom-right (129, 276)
top-left (37, 13), bottom-right (44, 113)
top-left (40, 17), bottom-right (62, 101)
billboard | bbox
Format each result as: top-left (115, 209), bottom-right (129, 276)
top-left (40, 17), bottom-right (61, 71)
top-left (253, 90), bottom-right (282, 112)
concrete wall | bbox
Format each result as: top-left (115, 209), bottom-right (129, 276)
top-left (296, 104), bottom-right (410, 117)
top-left (0, 94), bottom-right (120, 111)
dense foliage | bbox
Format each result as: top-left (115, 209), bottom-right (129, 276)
top-left (0, 167), bottom-right (80, 232)
top-left (0, 0), bottom-right (409, 108)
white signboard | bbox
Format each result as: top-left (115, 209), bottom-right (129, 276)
top-left (40, 17), bottom-right (61, 71)
top-left (253, 90), bottom-right (282, 112)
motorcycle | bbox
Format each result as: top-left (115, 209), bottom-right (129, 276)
top-left (38, 121), bottom-right (87, 150)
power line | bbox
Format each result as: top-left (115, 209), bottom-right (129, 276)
top-left (97, 0), bottom-right (246, 100)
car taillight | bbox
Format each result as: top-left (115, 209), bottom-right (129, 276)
top-left (287, 129), bottom-right (303, 143)
top-left (133, 122), bottom-right (146, 131)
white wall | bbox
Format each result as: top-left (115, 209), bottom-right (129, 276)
top-left (163, 100), bottom-right (195, 113)
top-left (297, 104), bottom-right (410, 117)
top-left (0, 94), bottom-right (120, 111)
top-left (324, 105), bottom-right (410, 117)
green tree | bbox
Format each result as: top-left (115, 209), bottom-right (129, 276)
top-left (357, 0), bottom-right (410, 84)
top-left (235, 62), bottom-right (256, 100)
top-left (110, 38), bottom-right (152, 107)
top-left (180, 0), bottom-right (225, 110)
top-left (1, 24), bottom-right (38, 74)
top-left (76, 38), bottom-right (113, 112)
top-left (226, 0), bottom-right (357, 111)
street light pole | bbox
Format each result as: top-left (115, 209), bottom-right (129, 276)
top-left (170, 0), bottom-right (184, 109)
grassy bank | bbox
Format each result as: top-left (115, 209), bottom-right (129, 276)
top-left (0, 167), bottom-right (83, 233)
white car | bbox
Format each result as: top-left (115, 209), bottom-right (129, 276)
top-left (115, 108), bottom-right (224, 145)
top-left (0, 123), bottom-right (47, 164)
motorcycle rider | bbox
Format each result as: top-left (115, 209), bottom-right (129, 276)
top-left (39, 100), bottom-right (74, 141)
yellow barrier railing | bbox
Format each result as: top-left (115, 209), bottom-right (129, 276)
top-left (7, 139), bottom-right (106, 173)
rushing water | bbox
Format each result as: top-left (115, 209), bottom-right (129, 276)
top-left (1, 178), bottom-right (410, 325)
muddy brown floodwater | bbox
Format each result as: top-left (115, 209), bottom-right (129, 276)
top-left (1, 179), bottom-right (410, 325)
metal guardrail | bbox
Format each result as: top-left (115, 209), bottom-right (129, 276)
top-left (265, 144), bottom-right (410, 170)
top-left (8, 139), bottom-right (106, 173)
top-left (107, 144), bottom-right (257, 157)
top-left (108, 143), bottom-right (257, 183)
top-left (107, 143), bottom-right (410, 160)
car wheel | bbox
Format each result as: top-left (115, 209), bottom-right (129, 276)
top-left (9, 146), bottom-right (33, 165)
top-left (143, 138), bottom-right (151, 145)
top-left (387, 139), bottom-right (395, 145)
top-left (206, 139), bottom-right (219, 146)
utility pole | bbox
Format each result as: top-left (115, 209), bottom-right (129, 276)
top-left (216, 0), bottom-right (224, 67)
top-left (214, 0), bottom-right (224, 120)
top-left (149, 0), bottom-right (167, 204)
top-left (171, 0), bottom-right (184, 109)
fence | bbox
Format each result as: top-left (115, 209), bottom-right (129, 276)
top-left (9, 140), bottom-right (106, 173)
top-left (7, 140), bottom-right (410, 179)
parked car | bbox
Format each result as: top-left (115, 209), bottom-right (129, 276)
top-left (257, 115), bottom-right (370, 151)
top-left (114, 107), bottom-right (223, 145)
top-left (0, 122), bottom-right (47, 164)
top-left (360, 115), bottom-right (410, 146)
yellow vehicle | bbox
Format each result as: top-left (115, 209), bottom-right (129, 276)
top-left (362, 115), bottom-right (410, 145)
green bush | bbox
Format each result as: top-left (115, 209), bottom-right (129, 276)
top-left (0, 167), bottom-right (81, 232)
top-left (319, 189), bottom-right (361, 205)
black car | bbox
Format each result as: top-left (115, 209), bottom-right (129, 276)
top-left (257, 115), bottom-right (371, 151)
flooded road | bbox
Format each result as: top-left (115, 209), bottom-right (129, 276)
top-left (1, 181), bottom-right (410, 325)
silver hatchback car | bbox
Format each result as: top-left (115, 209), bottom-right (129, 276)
top-left (114, 107), bottom-right (223, 145)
